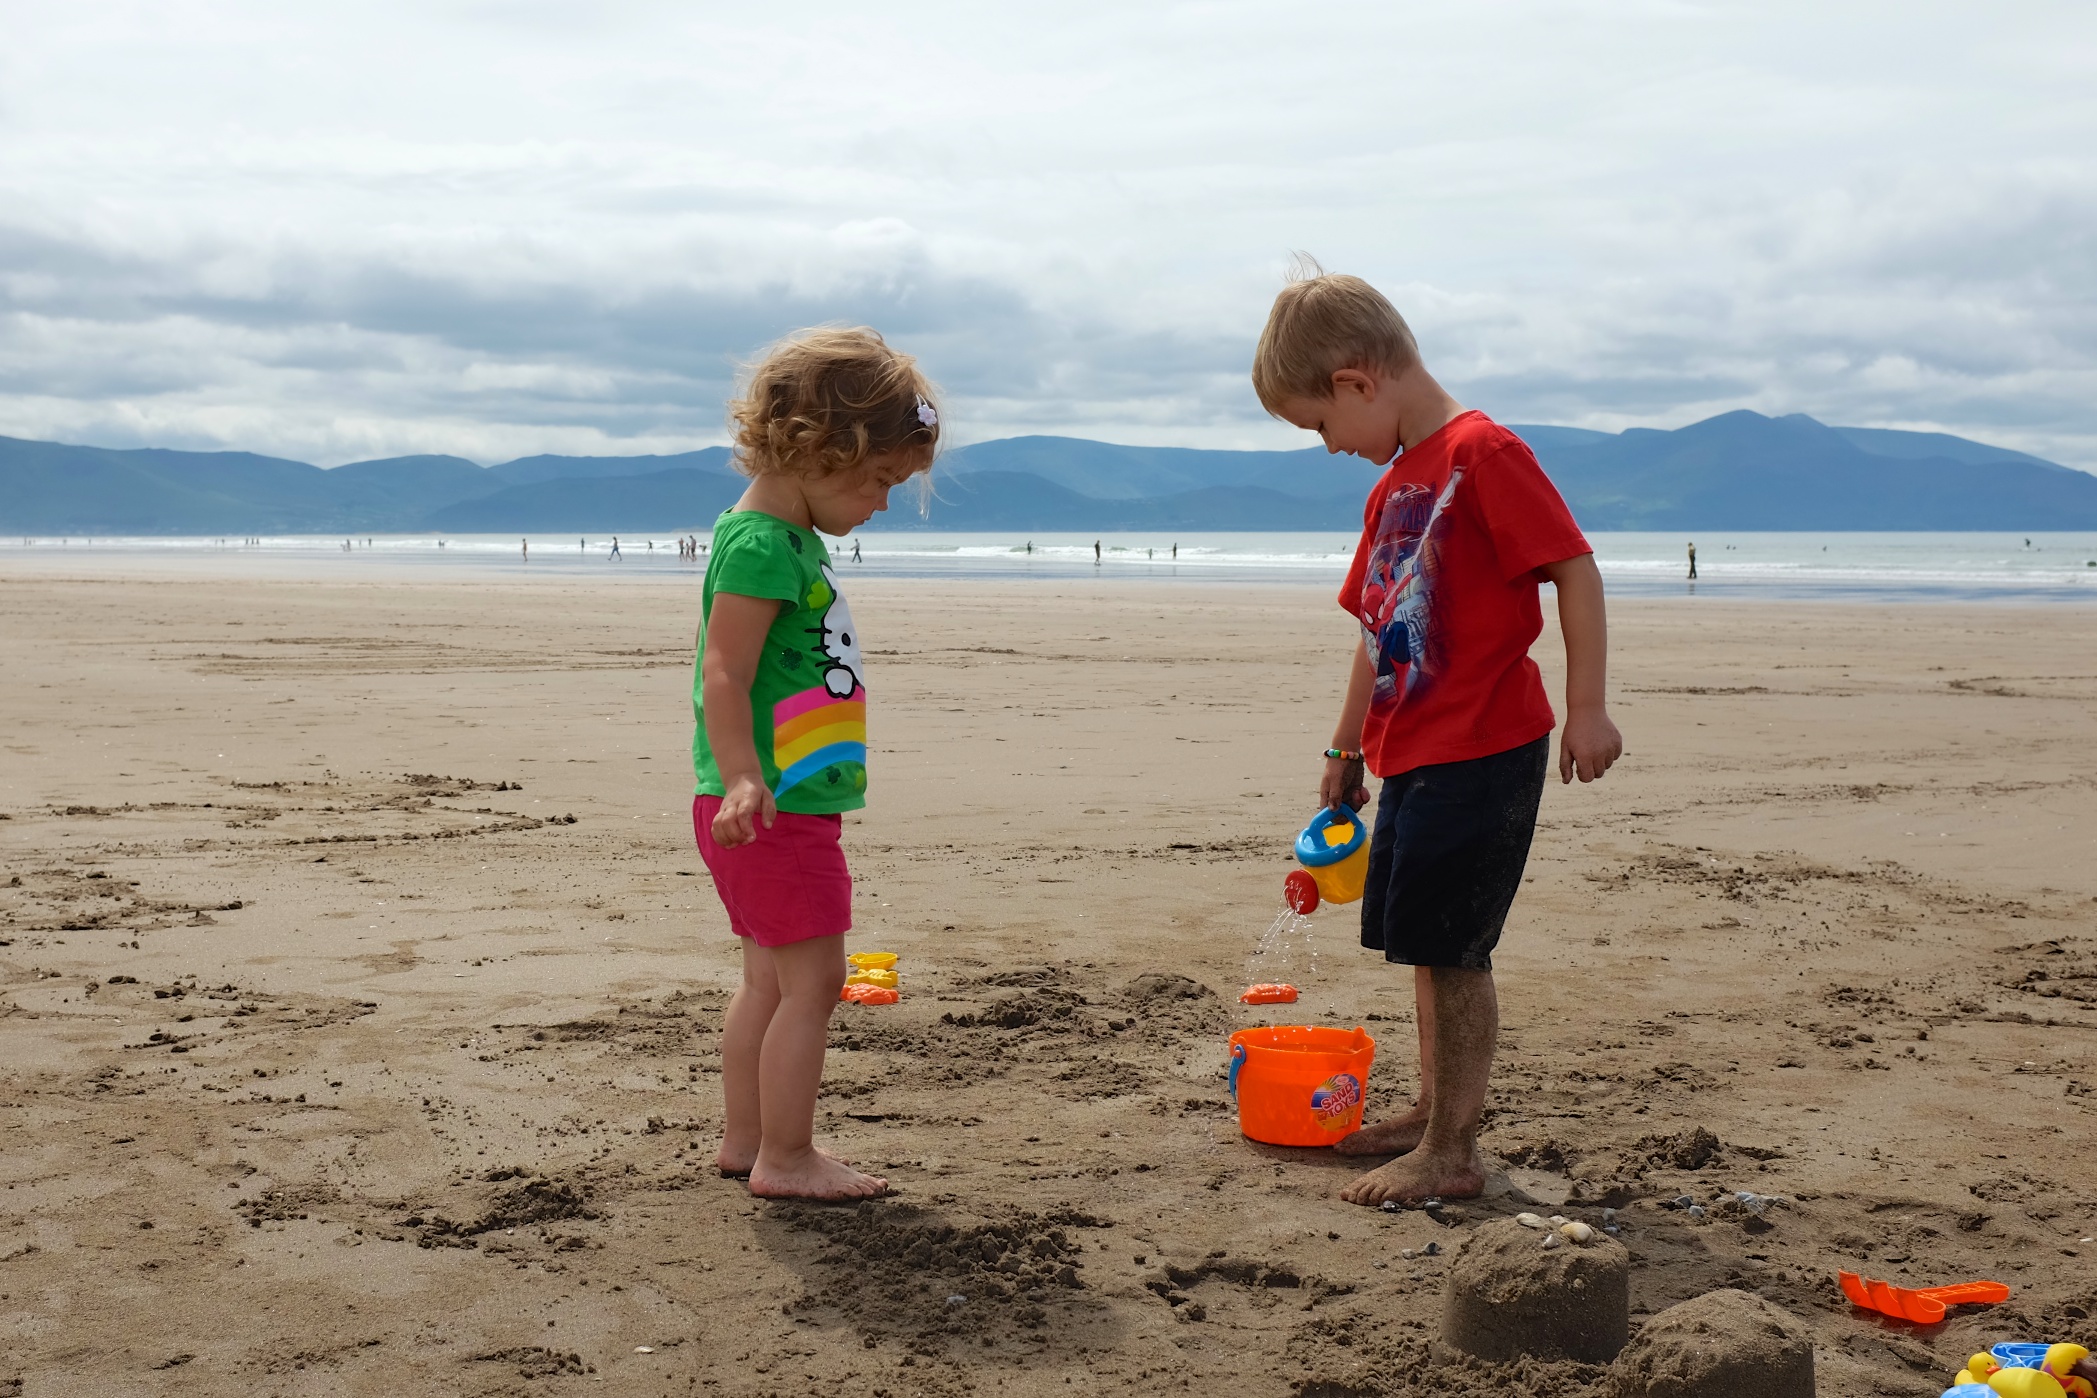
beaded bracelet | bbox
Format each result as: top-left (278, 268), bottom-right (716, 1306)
top-left (1323, 748), bottom-right (1363, 762)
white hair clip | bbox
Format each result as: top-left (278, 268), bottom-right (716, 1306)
top-left (915, 396), bottom-right (938, 429)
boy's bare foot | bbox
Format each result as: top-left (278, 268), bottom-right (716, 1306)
top-left (1339, 1149), bottom-right (1485, 1207)
top-left (748, 1150), bottom-right (889, 1201)
top-left (1333, 1108), bottom-right (1430, 1156)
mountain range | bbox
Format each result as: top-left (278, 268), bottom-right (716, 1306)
top-left (4, 411), bottom-right (2094, 533)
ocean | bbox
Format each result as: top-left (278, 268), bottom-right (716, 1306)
top-left (5, 531), bottom-right (2096, 602)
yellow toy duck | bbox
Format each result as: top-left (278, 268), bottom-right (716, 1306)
top-left (1951, 1344), bottom-right (2095, 1398)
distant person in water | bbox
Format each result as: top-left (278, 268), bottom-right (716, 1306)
top-left (1252, 261), bottom-right (1622, 1208)
top-left (1687, 541), bottom-right (1697, 580)
top-left (1093, 539), bottom-right (1101, 564)
top-left (521, 538), bottom-right (528, 560)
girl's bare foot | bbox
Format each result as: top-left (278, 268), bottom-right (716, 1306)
top-left (748, 1149), bottom-right (888, 1201)
top-left (1333, 1108), bottom-right (1430, 1157)
top-left (718, 1144), bottom-right (853, 1180)
top-left (1339, 1149), bottom-right (1485, 1207)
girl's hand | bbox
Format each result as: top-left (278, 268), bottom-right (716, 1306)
top-left (712, 776), bottom-right (776, 848)
top-left (1321, 756), bottom-right (1369, 812)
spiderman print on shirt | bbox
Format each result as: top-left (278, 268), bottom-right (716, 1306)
top-left (1357, 466), bottom-right (1466, 710)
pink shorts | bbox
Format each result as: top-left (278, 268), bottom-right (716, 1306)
top-left (692, 795), bottom-right (852, 946)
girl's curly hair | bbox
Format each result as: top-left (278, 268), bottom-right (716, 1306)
top-left (729, 326), bottom-right (940, 479)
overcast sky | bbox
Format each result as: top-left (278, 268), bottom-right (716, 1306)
top-left (2, 0), bottom-right (2093, 468)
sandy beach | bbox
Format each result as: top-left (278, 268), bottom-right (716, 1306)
top-left (2, 569), bottom-right (2094, 1397)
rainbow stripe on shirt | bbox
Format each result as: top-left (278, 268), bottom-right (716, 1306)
top-left (772, 682), bottom-right (867, 799)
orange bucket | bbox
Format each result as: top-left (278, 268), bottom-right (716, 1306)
top-left (1227, 1025), bottom-right (1377, 1146)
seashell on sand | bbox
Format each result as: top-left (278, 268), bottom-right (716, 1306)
top-left (1514, 1212), bottom-right (1544, 1229)
top-left (1539, 1231), bottom-right (1563, 1250)
top-left (1559, 1221), bottom-right (1595, 1244)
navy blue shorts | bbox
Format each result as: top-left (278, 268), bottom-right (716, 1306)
top-left (1359, 735), bottom-right (1549, 970)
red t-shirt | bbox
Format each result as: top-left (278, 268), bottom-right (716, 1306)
top-left (1338, 411), bottom-right (1590, 776)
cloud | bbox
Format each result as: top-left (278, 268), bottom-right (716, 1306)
top-left (0, 0), bottom-right (2093, 467)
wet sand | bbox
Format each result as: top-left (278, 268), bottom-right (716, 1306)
top-left (1, 571), bottom-right (2094, 1396)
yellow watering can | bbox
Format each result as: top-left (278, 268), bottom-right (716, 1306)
top-left (1283, 804), bottom-right (1369, 913)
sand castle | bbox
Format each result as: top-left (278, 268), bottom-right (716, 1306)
top-left (1441, 1218), bottom-right (1815, 1396)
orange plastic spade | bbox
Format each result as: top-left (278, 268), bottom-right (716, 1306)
top-left (1238, 983), bottom-right (1299, 1005)
top-left (1837, 1269), bottom-right (2009, 1323)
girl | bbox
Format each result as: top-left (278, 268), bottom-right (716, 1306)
top-left (693, 326), bottom-right (937, 1201)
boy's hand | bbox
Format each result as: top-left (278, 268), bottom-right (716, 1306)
top-left (712, 775), bottom-right (776, 848)
top-left (1559, 708), bottom-right (1623, 783)
top-left (1321, 756), bottom-right (1369, 812)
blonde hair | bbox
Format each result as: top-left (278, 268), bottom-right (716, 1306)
top-left (729, 326), bottom-right (940, 479)
top-left (1251, 255), bottom-right (1420, 413)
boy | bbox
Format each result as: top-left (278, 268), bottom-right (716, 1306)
top-left (1251, 266), bottom-right (1623, 1207)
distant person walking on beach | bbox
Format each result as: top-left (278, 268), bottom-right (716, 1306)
top-left (521, 538), bottom-right (528, 560)
top-left (610, 536), bottom-right (622, 560)
top-left (1252, 263), bottom-right (1622, 1208)
top-left (1093, 539), bottom-right (1101, 564)
top-left (1687, 541), bottom-right (1697, 580)
top-left (693, 326), bottom-right (938, 1201)
top-left (852, 539), bottom-right (861, 563)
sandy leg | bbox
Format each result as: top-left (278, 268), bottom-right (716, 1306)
top-left (1337, 967), bottom-right (1437, 1156)
top-left (1341, 966), bottom-right (1496, 1209)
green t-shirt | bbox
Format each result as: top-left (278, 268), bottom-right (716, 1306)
top-left (691, 509), bottom-right (868, 814)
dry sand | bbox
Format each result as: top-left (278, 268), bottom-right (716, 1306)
top-left (1, 569), bottom-right (2094, 1397)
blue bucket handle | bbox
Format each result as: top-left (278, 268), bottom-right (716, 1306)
top-left (1296, 803), bottom-right (1366, 868)
top-left (1228, 1043), bottom-right (1247, 1098)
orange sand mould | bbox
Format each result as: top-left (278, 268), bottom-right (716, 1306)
top-left (1837, 1269), bottom-right (2009, 1324)
top-left (1238, 983), bottom-right (1299, 1004)
top-left (839, 983), bottom-right (898, 1005)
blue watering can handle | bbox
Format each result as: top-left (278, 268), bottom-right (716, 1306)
top-left (1228, 1043), bottom-right (1247, 1098)
top-left (1296, 803), bottom-right (1366, 867)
